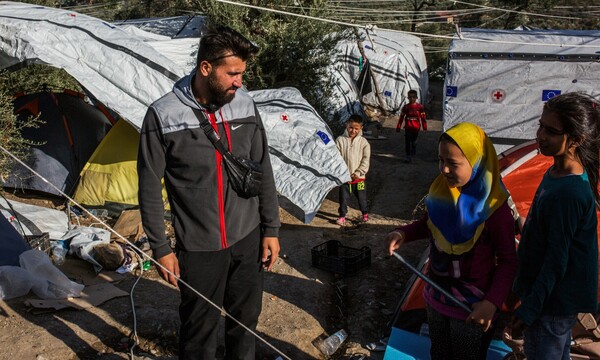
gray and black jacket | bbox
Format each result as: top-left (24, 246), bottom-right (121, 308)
top-left (138, 72), bottom-right (280, 259)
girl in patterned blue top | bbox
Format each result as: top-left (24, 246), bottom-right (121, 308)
top-left (510, 92), bottom-right (600, 360)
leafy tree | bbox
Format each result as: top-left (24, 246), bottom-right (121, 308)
top-left (408, 0), bottom-right (438, 32)
top-left (2, 65), bottom-right (81, 95)
top-left (0, 71), bottom-right (45, 182)
top-left (190, 0), bottom-right (352, 116)
top-left (0, 63), bottom-right (80, 178)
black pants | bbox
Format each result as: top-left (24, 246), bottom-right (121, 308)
top-left (426, 305), bottom-right (495, 360)
top-left (178, 226), bottom-right (263, 360)
top-left (405, 130), bottom-right (419, 156)
top-left (338, 181), bottom-right (368, 216)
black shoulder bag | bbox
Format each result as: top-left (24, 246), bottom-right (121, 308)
top-left (193, 109), bottom-right (263, 198)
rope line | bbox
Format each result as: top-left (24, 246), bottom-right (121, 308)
top-left (0, 144), bottom-right (292, 360)
top-left (452, 0), bottom-right (582, 20)
top-left (213, 0), bottom-right (600, 50)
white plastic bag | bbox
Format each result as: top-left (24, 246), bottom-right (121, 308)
top-left (0, 266), bottom-right (36, 299)
top-left (19, 249), bottom-right (84, 299)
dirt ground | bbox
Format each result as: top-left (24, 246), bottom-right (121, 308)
top-left (0, 83), bottom-right (445, 360)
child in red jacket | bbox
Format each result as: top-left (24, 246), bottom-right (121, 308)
top-left (397, 89), bottom-right (427, 163)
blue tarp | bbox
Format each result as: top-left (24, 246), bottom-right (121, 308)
top-left (0, 216), bottom-right (30, 266)
top-left (383, 327), bottom-right (512, 360)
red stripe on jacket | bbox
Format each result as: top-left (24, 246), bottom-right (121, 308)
top-left (208, 111), bottom-right (229, 249)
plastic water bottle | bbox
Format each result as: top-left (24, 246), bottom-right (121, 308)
top-left (317, 329), bottom-right (348, 356)
top-left (51, 240), bottom-right (68, 266)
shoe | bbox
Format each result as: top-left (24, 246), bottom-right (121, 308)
top-left (362, 214), bottom-right (369, 222)
top-left (403, 156), bottom-right (411, 163)
top-left (336, 216), bottom-right (346, 226)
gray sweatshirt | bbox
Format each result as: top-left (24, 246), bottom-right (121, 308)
top-left (137, 73), bottom-right (280, 258)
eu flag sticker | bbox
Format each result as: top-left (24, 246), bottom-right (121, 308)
top-left (317, 130), bottom-right (331, 145)
top-left (542, 90), bottom-right (561, 101)
top-left (446, 86), bottom-right (458, 97)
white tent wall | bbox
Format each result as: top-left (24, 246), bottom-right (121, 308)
top-left (0, 1), bottom-right (186, 130)
top-left (251, 88), bottom-right (350, 223)
top-left (443, 28), bottom-right (600, 152)
top-left (0, 2), bottom-right (350, 223)
top-left (116, 21), bottom-right (200, 70)
top-left (330, 28), bottom-right (428, 122)
top-left (113, 15), bottom-right (207, 39)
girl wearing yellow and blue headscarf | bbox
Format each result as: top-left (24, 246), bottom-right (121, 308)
top-left (386, 122), bottom-right (518, 360)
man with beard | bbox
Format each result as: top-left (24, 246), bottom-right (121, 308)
top-left (137, 25), bottom-right (280, 360)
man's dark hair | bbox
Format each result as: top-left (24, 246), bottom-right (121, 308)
top-left (347, 114), bottom-right (364, 125)
top-left (407, 89), bottom-right (418, 97)
top-left (197, 25), bottom-right (259, 66)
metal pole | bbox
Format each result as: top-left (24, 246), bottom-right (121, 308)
top-left (392, 251), bottom-right (472, 313)
top-left (354, 28), bottom-right (388, 116)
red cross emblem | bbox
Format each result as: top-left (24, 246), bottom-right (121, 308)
top-left (280, 113), bottom-right (290, 123)
top-left (491, 89), bottom-right (505, 102)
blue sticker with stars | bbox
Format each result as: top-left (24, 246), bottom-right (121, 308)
top-left (446, 86), bottom-right (458, 97)
top-left (317, 130), bottom-right (331, 145)
top-left (542, 90), bottom-right (561, 102)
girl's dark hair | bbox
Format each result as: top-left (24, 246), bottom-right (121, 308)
top-left (197, 25), bottom-right (259, 66)
top-left (544, 92), bottom-right (600, 207)
top-left (439, 132), bottom-right (458, 146)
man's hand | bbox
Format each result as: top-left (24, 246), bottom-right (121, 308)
top-left (467, 299), bottom-right (497, 332)
top-left (350, 173), bottom-right (358, 181)
top-left (261, 236), bottom-right (280, 271)
top-left (385, 230), bottom-right (405, 256)
top-left (156, 252), bottom-right (179, 287)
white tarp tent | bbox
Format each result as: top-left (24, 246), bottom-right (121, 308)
top-left (113, 15), bottom-right (207, 39)
top-left (252, 88), bottom-right (349, 222)
top-left (0, 2), bottom-right (350, 223)
top-left (443, 28), bottom-right (600, 152)
top-left (330, 28), bottom-right (429, 122)
top-left (0, 1), bottom-right (184, 130)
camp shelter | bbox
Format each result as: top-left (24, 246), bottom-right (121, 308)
top-left (113, 15), bottom-right (207, 39)
top-left (330, 28), bottom-right (429, 122)
top-left (3, 91), bottom-right (113, 196)
top-left (0, 1), bottom-right (185, 131)
top-left (72, 119), bottom-right (169, 212)
top-left (0, 2), bottom-right (350, 223)
top-left (443, 28), bottom-right (600, 152)
top-left (250, 87), bottom-right (350, 222)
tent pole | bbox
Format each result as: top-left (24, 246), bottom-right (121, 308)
top-left (392, 251), bottom-right (472, 313)
top-left (354, 28), bottom-right (387, 116)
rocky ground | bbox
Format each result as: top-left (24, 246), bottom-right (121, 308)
top-left (0, 84), bottom-right (445, 360)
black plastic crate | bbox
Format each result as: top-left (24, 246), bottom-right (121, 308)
top-left (24, 232), bottom-right (51, 255)
top-left (311, 240), bottom-right (371, 276)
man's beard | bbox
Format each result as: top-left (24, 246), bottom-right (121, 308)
top-left (207, 72), bottom-right (237, 109)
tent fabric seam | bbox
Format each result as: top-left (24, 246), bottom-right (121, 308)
top-left (0, 14), bottom-right (181, 82)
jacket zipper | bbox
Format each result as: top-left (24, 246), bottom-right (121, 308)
top-left (208, 111), bottom-right (230, 249)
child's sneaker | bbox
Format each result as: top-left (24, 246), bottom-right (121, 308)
top-left (362, 214), bottom-right (369, 222)
top-left (336, 216), bottom-right (346, 226)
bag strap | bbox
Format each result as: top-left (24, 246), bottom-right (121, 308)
top-left (192, 108), bottom-right (229, 155)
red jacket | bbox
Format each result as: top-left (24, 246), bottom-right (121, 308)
top-left (397, 103), bottom-right (427, 132)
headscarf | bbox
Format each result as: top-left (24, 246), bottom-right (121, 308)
top-left (425, 122), bottom-right (509, 255)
